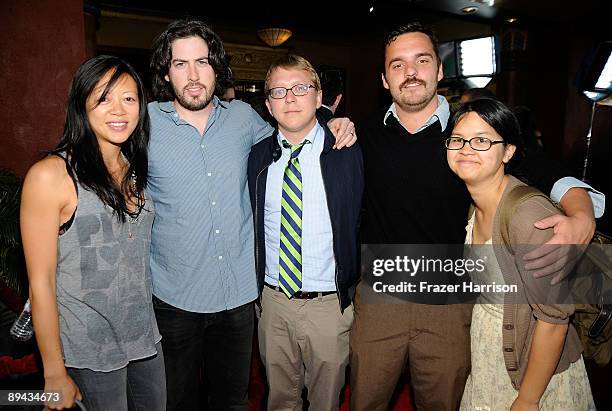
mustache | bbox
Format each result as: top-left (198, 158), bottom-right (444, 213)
top-left (184, 82), bottom-right (206, 90)
top-left (400, 77), bottom-right (425, 88)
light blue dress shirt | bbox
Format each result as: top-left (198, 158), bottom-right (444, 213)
top-left (147, 97), bottom-right (274, 313)
top-left (263, 123), bottom-right (337, 291)
top-left (384, 95), bottom-right (450, 132)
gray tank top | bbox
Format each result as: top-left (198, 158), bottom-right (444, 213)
top-left (56, 160), bottom-right (161, 372)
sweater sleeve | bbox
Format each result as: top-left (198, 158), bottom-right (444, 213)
top-left (508, 196), bottom-right (575, 324)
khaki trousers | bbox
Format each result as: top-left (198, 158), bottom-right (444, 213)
top-left (258, 286), bottom-right (354, 411)
top-left (350, 283), bottom-right (473, 411)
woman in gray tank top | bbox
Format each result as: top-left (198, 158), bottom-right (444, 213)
top-left (21, 55), bottom-right (166, 410)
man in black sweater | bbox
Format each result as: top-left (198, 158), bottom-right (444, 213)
top-left (349, 22), bottom-right (602, 411)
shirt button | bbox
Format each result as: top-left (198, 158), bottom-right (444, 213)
top-left (201, 144), bottom-right (205, 148)
top-left (212, 201), bottom-right (216, 206)
top-left (215, 229), bottom-right (220, 234)
top-left (207, 172), bottom-right (212, 176)
top-left (504, 347), bottom-right (514, 352)
top-left (218, 255), bottom-right (223, 260)
top-left (173, 113), bottom-right (178, 117)
top-left (504, 324), bottom-right (514, 330)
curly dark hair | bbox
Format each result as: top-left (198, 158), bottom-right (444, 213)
top-left (150, 19), bottom-right (232, 101)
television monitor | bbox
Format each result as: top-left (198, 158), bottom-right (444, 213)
top-left (458, 36), bottom-right (497, 77)
top-left (438, 35), bottom-right (498, 89)
top-left (594, 52), bottom-right (612, 92)
top-left (576, 41), bottom-right (612, 102)
top-left (589, 42), bottom-right (612, 93)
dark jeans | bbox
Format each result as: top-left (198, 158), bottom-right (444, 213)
top-left (67, 342), bottom-right (166, 411)
top-left (153, 296), bottom-right (255, 411)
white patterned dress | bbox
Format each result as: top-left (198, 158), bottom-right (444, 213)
top-left (460, 212), bottom-right (596, 411)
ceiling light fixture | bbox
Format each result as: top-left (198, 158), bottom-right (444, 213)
top-left (369, 6), bottom-right (374, 13)
top-left (469, 0), bottom-right (494, 5)
top-left (506, 17), bottom-right (518, 23)
top-left (257, 28), bottom-right (292, 47)
top-left (461, 6), bottom-right (479, 13)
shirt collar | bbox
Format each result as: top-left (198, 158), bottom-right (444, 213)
top-left (277, 122), bottom-right (323, 155)
top-left (383, 95), bottom-right (450, 132)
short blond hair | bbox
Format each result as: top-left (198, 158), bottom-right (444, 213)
top-left (264, 55), bottom-right (321, 94)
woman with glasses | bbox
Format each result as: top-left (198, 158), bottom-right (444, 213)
top-left (20, 55), bottom-right (165, 410)
top-left (445, 98), bottom-right (594, 411)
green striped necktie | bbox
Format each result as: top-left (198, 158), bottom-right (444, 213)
top-left (279, 139), bottom-right (309, 297)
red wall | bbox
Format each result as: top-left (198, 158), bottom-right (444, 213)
top-left (0, 0), bottom-right (86, 176)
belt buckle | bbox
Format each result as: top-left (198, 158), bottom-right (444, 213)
top-left (295, 291), bottom-right (335, 299)
top-left (265, 283), bottom-right (333, 300)
top-left (295, 291), bottom-right (317, 299)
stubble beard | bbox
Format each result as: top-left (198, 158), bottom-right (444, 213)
top-left (172, 82), bottom-right (215, 112)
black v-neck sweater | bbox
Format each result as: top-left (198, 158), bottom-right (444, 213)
top-left (359, 109), bottom-right (471, 244)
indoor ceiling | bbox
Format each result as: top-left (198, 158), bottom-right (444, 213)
top-left (398, 0), bottom-right (608, 23)
top-left (99, 0), bottom-right (610, 23)
top-left (98, 0), bottom-right (610, 38)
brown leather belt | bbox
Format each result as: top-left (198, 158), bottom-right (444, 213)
top-left (264, 283), bottom-right (336, 299)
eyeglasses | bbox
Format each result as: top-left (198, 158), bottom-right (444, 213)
top-left (445, 136), bottom-right (506, 151)
top-left (267, 83), bottom-right (316, 99)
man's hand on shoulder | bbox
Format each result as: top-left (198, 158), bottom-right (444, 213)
top-left (523, 189), bottom-right (596, 284)
top-left (328, 117), bottom-right (356, 149)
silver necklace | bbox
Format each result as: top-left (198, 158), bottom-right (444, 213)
top-left (125, 171), bottom-right (144, 241)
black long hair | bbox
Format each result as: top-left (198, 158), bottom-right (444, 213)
top-left (150, 18), bottom-right (232, 101)
top-left (52, 55), bottom-right (149, 222)
top-left (451, 98), bottom-right (526, 175)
